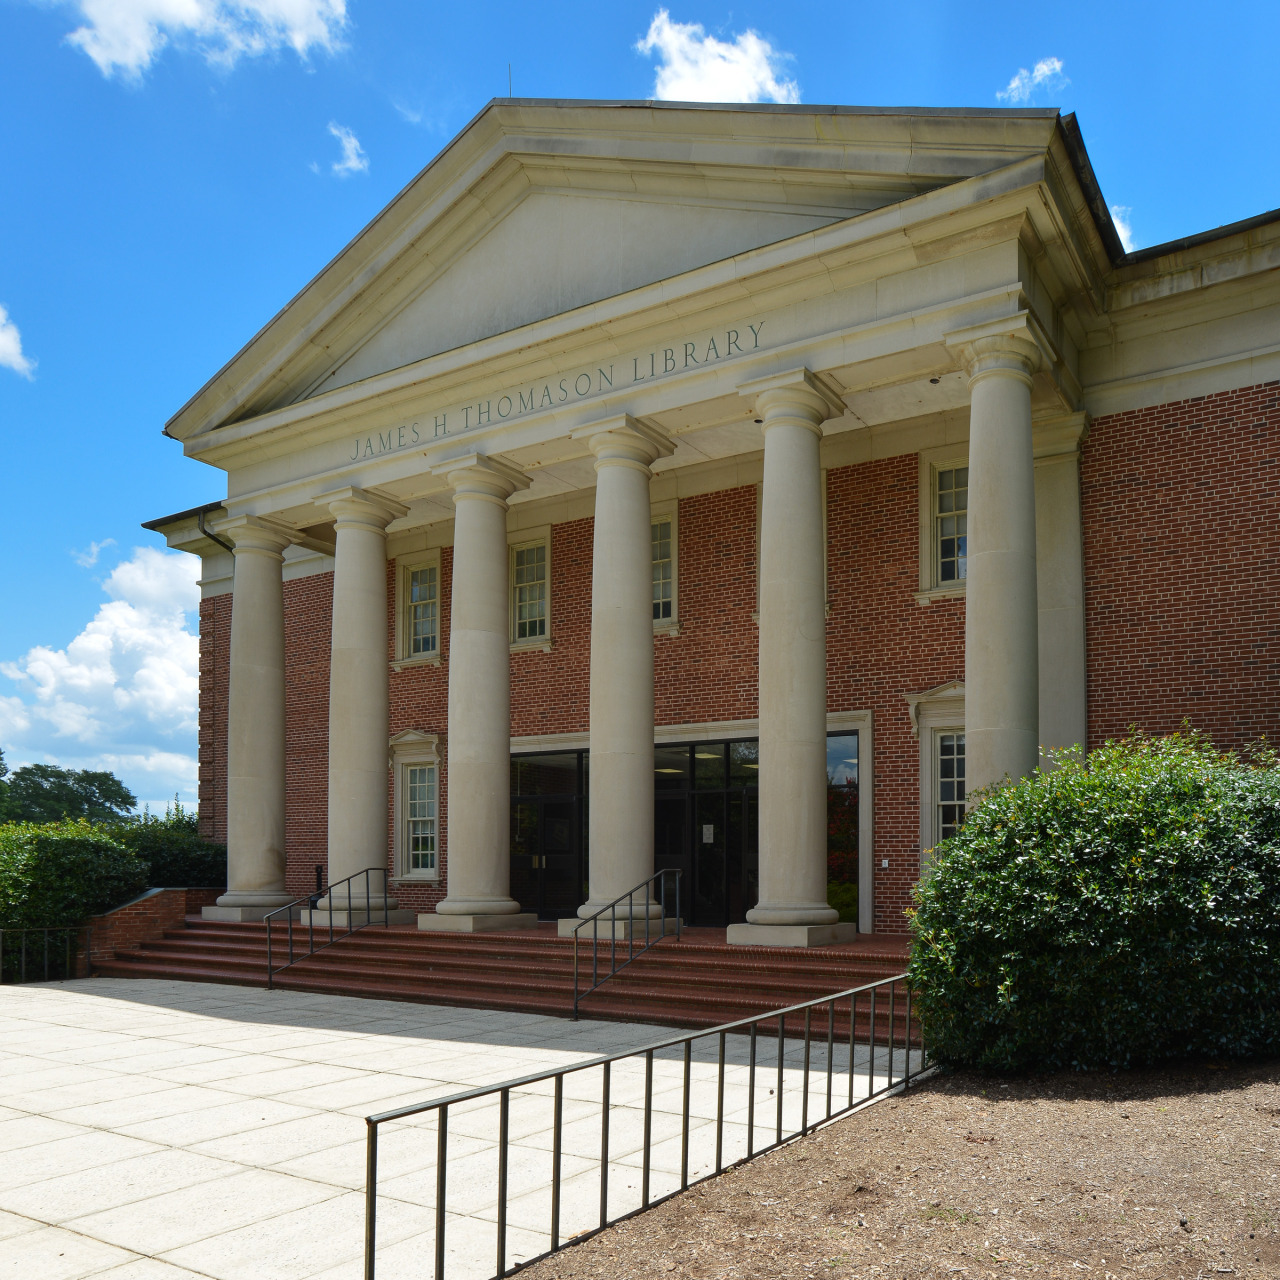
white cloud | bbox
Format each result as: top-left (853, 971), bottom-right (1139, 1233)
top-left (0, 546), bottom-right (201, 808)
top-left (636, 9), bottom-right (799, 104)
top-left (0, 304), bottom-right (35, 379)
top-left (72, 538), bottom-right (116, 568)
top-left (328, 122), bottom-right (368, 176)
top-left (996, 56), bottom-right (1068, 105)
top-left (57, 0), bottom-right (346, 80)
top-left (1110, 204), bottom-right (1137, 254)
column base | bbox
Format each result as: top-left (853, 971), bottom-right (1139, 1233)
top-left (558, 916), bottom-right (681, 940)
top-left (726, 922), bottom-right (859, 948)
top-left (299, 908), bottom-right (417, 927)
top-left (418, 912), bottom-right (539, 933)
top-left (203, 904), bottom-right (298, 923)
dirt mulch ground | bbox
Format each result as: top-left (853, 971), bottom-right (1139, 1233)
top-left (522, 1059), bottom-right (1280, 1280)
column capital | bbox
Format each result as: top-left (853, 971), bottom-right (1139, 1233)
top-left (315, 486), bottom-right (408, 530)
top-left (944, 313), bottom-right (1049, 387)
top-left (571, 415), bottom-right (674, 470)
top-left (430, 452), bottom-right (531, 504)
top-left (737, 368), bottom-right (846, 433)
top-left (217, 515), bottom-right (295, 558)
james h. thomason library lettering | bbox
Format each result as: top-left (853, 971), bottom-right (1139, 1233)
top-left (347, 320), bottom-right (770, 462)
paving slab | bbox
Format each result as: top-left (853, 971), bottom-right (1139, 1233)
top-left (0, 976), bottom-right (912, 1280)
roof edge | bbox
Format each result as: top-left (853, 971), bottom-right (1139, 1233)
top-left (141, 500), bottom-right (225, 533)
top-left (1058, 113), bottom-right (1126, 264)
top-left (1119, 205), bottom-right (1280, 266)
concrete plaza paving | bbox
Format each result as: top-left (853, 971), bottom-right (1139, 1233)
top-left (0, 978), bottom-right (910, 1280)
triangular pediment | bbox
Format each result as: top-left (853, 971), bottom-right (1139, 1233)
top-left (311, 189), bottom-right (846, 400)
top-left (167, 102), bottom-right (1064, 441)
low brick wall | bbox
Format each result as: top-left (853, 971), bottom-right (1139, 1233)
top-left (85, 887), bottom-right (221, 972)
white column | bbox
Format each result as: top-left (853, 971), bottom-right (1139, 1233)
top-left (320, 487), bottom-right (407, 919)
top-left (951, 332), bottom-right (1042, 793)
top-left (576, 417), bottom-right (672, 927)
top-left (421, 454), bottom-right (537, 933)
top-left (206, 517), bottom-right (293, 922)
top-left (1035, 415), bottom-right (1089, 766)
top-left (729, 370), bottom-right (852, 948)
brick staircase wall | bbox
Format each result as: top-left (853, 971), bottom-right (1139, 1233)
top-left (86, 889), bottom-right (222, 973)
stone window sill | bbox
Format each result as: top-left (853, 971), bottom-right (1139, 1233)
top-left (392, 874), bottom-right (440, 884)
top-left (914, 584), bottom-right (966, 606)
top-left (390, 653), bottom-right (442, 672)
top-left (511, 639), bottom-right (553, 654)
top-left (653, 620), bottom-right (682, 638)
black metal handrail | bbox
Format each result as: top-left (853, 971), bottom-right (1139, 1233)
top-left (0, 925), bottom-right (91, 984)
top-left (363, 971), bottom-right (928, 1280)
top-left (571, 868), bottom-right (681, 1018)
top-left (265, 867), bottom-right (391, 987)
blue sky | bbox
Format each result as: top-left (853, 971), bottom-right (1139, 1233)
top-left (0, 0), bottom-right (1276, 811)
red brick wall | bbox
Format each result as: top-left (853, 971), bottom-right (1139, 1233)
top-left (1081, 380), bottom-right (1280, 751)
top-left (826, 458), bottom-right (966, 934)
top-left (388, 550), bottom-right (449, 913)
top-left (197, 595), bottom-right (230, 843)
top-left (655, 487), bottom-right (759, 723)
top-left (283, 572), bottom-right (334, 899)
top-left (87, 887), bottom-right (221, 970)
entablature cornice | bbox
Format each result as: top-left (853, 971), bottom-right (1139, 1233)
top-left (185, 155), bottom-right (1105, 472)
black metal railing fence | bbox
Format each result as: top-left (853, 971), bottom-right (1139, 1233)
top-left (0, 925), bottom-right (90, 984)
top-left (266, 866), bottom-right (391, 986)
top-left (571, 868), bottom-right (681, 1018)
top-left (363, 971), bottom-right (928, 1280)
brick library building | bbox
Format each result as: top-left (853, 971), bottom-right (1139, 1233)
top-left (147, 100), bottom-right (1280, 946)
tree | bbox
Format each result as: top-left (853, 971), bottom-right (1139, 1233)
top-left (4, 764), bottom-right (137, 824)
top-left (0, 747), bottom-right (9, 820)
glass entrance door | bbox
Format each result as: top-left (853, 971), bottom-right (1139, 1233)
top-left (652, 739), bottom-right (759, 927)
top-left (510, 752), bottom-right (587, 921)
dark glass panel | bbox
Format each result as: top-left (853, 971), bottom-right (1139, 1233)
top-left (692, 742), bottom-right (727, 790)
top-left (511, 751), bottom-right (579, 797)
top-left (653, 744), bottom-right (691, 790)
top-left (729, 739), bottom-right (760, 787)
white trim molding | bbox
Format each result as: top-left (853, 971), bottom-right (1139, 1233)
top-left (392, 548), bottom-right (442, 669)
top-left (905, 682), bottom-right (965, 868)
top-left (916, 443), bottom-right (970, 602)
top-left (389, 730), bottom-right (441, 881)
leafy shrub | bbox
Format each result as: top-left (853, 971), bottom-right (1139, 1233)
top-left (0, 820), bottom-right (147, 927)
top-left (109, 804), bottom-right (225, 888)
top-left (827, 880), bottom-right (858, 924)
top-left (908, 733), bottom-right (1280, 1072)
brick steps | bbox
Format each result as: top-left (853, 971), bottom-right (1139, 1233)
top-left (94, 918), bottom-right (913, 1035)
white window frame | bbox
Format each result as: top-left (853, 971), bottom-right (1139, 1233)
top-left (651, 500), bottom-right (679, 636)
top-left (390, 730), bottom-right (441, 881)
top-left (508, 526), bottom-right (552, 651)
top-left (905, 681), bottom-right (966, 867)
top-left (392, 550), bottom-right (442, 670)
top-left (916, 445), bottom-right (969, 604)
top-left (826, 709), bottom-right (874, 934)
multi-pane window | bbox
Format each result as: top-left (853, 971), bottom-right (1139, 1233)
top-left (406, 765), bottom-right (437, 873)
top-left (936, 467), bottom-right (968, 583)
top-left (513, 542), bottom-right (547, 641)
top-left (652, 519), bottom-right (673, 621)
top-left (407, 566), bottom-right (438, 656)
top-left (936, 732), bottom-right (966, 842)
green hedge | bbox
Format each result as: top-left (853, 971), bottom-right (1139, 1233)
top-left (0, 821), bottom-right (148, 928)
top-left (908, 733), bottom-right (1280, 1072)
top-left (108, 807), bottom-right (225, 888)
